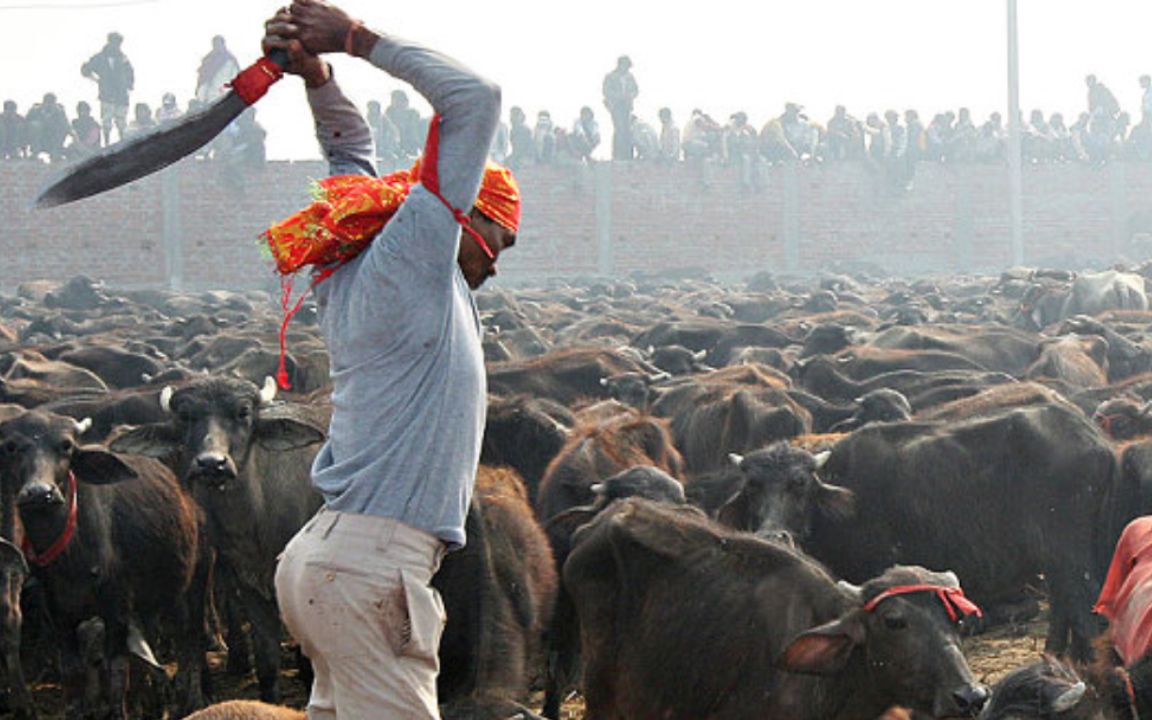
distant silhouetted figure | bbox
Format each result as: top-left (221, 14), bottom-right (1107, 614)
top-left (570, 106), bottom-right (600, 162)
top-left (826, 105), bottom-right (863, 161)
top-left (507, 105), bottom-right (534, 169)
top-left (0, 100), bottom-right (28, 159)
top-left (1086, 74), bottom-right (1120, 118)
top-left (603, 55), bottom-right (638, 160)
top-left (682, 108), bottom-right (721, 162)
top-left (489, 115), bottom-right (509, 164)
top-left (126, 102), bottom-right (155, 138)
top-left (1141, 75), bottom-right (1152, 124)
top-left (68, 100), bottom-right (102, 157)
top-left (533, 110), bottom-right (555, 164)
top-left (632, 113), bottom-right (660, 160)
top-left (366, 99), bottom-right (403, 173)
top-left (217, 107), bottom-right (266, 190)
top-left (81, 31), bottom-right (134, 145)
top-left (385, 89), bottom-right (423, 160)
top-left (196, 35), bottom-right (240, 103)
top-left (25, 92), bottom-right (70, 161)
top-left (658, 107), bottom-right (680, 162)
top-left (155, 92), bottom-right (182, 123)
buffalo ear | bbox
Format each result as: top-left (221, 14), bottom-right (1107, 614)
top-left (1047, 681), bottom-right (1087, 713)
top-left (816, 482), bottom-right (856, 520)
top-left (1085, 336), bottom-right (1110, 367)
top-left (254, 417), bottom-right (326, 451)
top-left (72, 446), bottom-right (140, 485)
top-left (107, 424), bottom-right (180, 458)
top-left (716, 483), bottom-right (750, 531)
top-left (777, 612), bottom-right (865, 676)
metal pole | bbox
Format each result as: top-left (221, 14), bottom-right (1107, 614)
top-left (1007, 0), bottom-right (1024, 266)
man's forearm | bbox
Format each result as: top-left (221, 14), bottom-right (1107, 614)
top-left (307, 69), bottom-right (375, 177)
top-left (352, 28), bottom-right (499, 211)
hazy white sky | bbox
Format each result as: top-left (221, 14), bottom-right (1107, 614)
top-left (1, 0), bottom-right (1149, 160)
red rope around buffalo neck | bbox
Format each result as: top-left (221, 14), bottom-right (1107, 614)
top-left (862, 583), bottom-right (983, 623)
top-left (22, 471), bottom-right (79, 567)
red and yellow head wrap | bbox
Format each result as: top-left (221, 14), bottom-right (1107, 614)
top-left (474, 162), bottom-right (521, 233)
top-left (262, 144), bottom-right (521, 392)
top-left (263, 160), bottom-right (520, 276)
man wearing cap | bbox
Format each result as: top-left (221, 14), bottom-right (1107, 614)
top-left (81, 32), bottom-right (134, 145)
top-left (262, 0), bottom-right (520, 717)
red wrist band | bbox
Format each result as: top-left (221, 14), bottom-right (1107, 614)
top-left (344, 20), bottom-right (363, 56)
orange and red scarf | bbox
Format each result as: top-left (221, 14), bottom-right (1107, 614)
top-left (261, 114), bottom-right (521, 390)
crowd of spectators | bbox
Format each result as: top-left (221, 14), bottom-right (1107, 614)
top-left (0, 32), bottom-right (265, 174)
top-left (4, 37), bottom-right (1151, 183)
top-left (494, 71), bottom-right (1152, 179)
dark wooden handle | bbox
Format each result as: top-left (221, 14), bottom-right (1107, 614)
top-left (267, 47), bottom-right (290, 69)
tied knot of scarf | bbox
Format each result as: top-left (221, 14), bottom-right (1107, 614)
top-left (263, 169), bottom-right (415, 275)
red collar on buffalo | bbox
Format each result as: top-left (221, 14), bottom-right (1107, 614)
top-left (862, 584), bottom-right (983, 623)
top-left (22, 471), bottom-right (80, 567)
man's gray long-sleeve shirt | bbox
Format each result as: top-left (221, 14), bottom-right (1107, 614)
top-left (304, 35), bottom-right (500, 548)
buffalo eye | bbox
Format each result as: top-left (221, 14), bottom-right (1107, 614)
top-left (236, 405), bottom-right (252, 421)
top-left (0, 440), bottom-right (15, 455)
top-left (58, 438), bottom-right (74, 455)
top-left (883, 614), bottom-right (908, 630)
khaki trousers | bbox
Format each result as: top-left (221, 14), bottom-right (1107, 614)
top-left (275, 507), bottom-right (447, 719)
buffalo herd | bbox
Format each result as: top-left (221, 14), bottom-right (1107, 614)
top-left (0, 267), bottom-right (1151, 718)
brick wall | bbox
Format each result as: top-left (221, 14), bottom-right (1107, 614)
top-left (3, 158), bottom-right (1151, 291)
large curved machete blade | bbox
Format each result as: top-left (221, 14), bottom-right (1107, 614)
top-left (33, 48), bottom-right (288, 210)
top-left (33, 92), bottom-right (248, 209)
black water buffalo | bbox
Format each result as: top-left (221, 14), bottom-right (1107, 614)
top-left (980, 654), bottom-right (1111, 720)
top-left (981, 654), bottom-right (1096, 714)
top-left (713, 442), bottom-right (854, 545)
top-left (435, 467), bottom-right (557, 715)
top-left (564, 498), bottom-right (989, 719)
top-left (0, 539), bottom-right (30, 719)
top-left (0, 410), bottom-right (206, 718)
top-left (646, 344), bottom-right (711, 376)
top-left (1025, 334), bottom-right (1109, 389)
top-left (1061, 314), bottom-right (1152, 382)
top-left (866, 324), bottom-right (1041, 376)
top-left (535, 412), bottom-right (684, 524)
top-left (830, 345), bottom-right (990, 379)
top-left (825, 388), bottom-right (912, 432)
top-left (1061, 270), bottom-right (1148, 318)
top-left (915, 381), bottom-right (1072, 422)
top-left (809, 403), bottom-right (1119, 660)
top-left (54, 345), bottom-right (166, 390)
top-left (668, 387), bottom-right (810, 474)
top-left (795, 355), bottom-right (1014, 410)
top-left (631, 319), bottom-right (795, 365)
top-left (481, 395), bottom-right (573, 503)
top-left (108, 376), bottom-right (327, 703)
top-left (42, 387), bottom-right (170, 442)
top-left (540, 465), bottom-right (687, 720)
top-left (487, 347), bottom-right (653, 406)
top-left (1094, 395), bottom-right (1152, 441)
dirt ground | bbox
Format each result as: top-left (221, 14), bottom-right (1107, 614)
top-left (17, 613), bottom-right (1051, 719)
